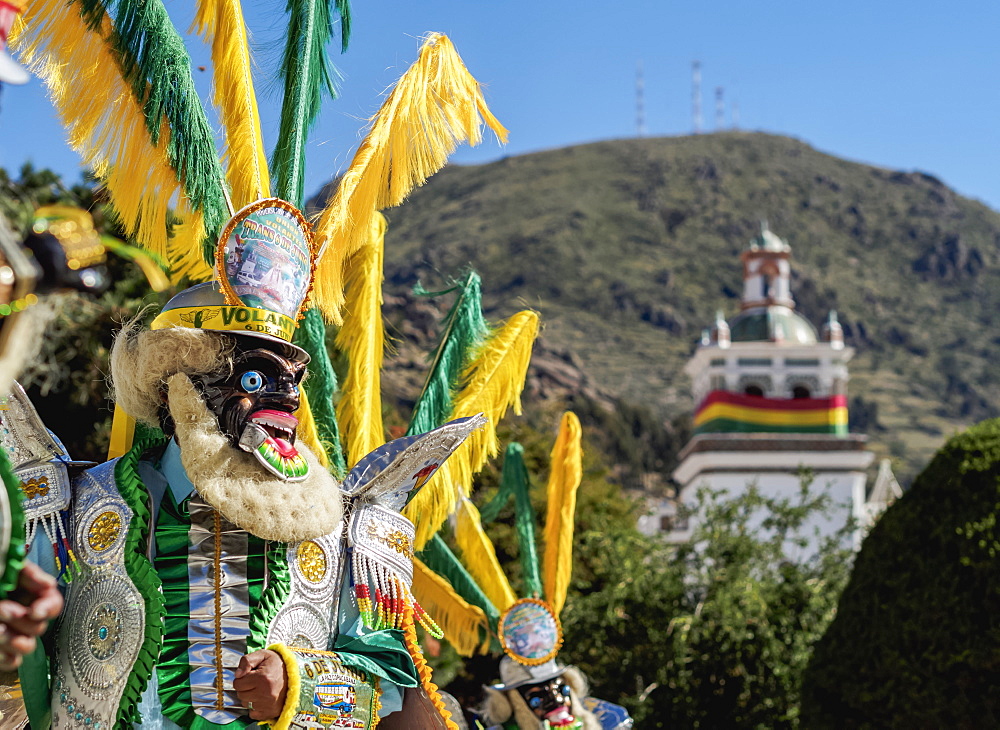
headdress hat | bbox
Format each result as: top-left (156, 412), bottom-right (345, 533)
top-left (150, 198), bottom-right (314, 362)
top-left (491, 657), bottom-right (568, 692)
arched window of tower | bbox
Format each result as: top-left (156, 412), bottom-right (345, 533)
top-left (786, 375), bottom-right (820, 398)
top-left (739, 374), bottom-right (772, 396)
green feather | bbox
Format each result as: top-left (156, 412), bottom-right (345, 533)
top-left (271, 0), bottom-right (352, 205)
top-left (273, 0), bottom-right (350, 464)
top-left (406, 271), bottom-right (491, 437)
top-left (75, 0), bottom-right (228, 253)
top-left (335, 0), bottom-right (351, 52)
top-left (481, 442), bottom-right (543, 598)
top-left (295, 308), bottom-right (348, 478)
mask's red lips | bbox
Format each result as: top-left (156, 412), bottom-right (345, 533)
top-left (545, 708), bottom-right (575, 726)
top-left (241, 409), bottom-right (309, 480)
top-left (249, 410), bottom-right (299, 458)
top-left (250, 409), bottom-right (299, 430)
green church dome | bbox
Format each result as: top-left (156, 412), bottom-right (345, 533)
top-left (729, 306), bottom-right (818, 344)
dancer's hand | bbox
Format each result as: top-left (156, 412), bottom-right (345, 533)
top-left (0, 562), bottom-right (63, 670)
top-left (234, 649), bottom-right (289, 721)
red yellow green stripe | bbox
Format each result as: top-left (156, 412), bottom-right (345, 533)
top-left (694, 391), bottom-right (848, 435)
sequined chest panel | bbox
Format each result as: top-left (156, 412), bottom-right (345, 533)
top-left (51, 460), bottom-right (141, 730)
top-left (268, 525), bottom-right (345, 650)
top-left (156, 496), bottom-right (344, 726)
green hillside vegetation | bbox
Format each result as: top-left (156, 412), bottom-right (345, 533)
top-left (324, 132), bottom-right (1000, 484)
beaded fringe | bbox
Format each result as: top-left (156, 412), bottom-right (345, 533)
top-left (28, 510), bottom-right (80, 582)
top-left (352, 552), bottom-right (442, 638)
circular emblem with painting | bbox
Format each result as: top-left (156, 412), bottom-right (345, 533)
top-left (216, 198), bottom-right (315, 321)
top-left (497, 598), bottom-right (564, 666)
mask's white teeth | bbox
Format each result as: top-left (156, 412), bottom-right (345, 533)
top-left (238, 422), bottom-right (268, 452)
top-left (251, 417), bottom-right (295, 440)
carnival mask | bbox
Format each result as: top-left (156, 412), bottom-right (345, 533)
top-left (518, 676), bottom-right (575, 727)
top-left (190, 335), bottom-right (309, 481)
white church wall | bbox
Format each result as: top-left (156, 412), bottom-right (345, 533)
top-left (669, 469), bottom-right (868, 554)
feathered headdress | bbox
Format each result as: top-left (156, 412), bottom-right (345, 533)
top-left (11, 3), bottom-right (530, 721)
top-left (413, 411), bottom-right (585, 658)
top-left (11, 0), bottom-right (507, 470)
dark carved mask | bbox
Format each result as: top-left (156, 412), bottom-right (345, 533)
top-left (189, 335), bottom-right (309, 481)
top-left (517, 675), bottom-right (575, 726)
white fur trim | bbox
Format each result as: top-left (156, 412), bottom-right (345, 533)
top-left (110, 323), bottom-right (233, 426)
top-left (479, 687), bottom-right (513, 724)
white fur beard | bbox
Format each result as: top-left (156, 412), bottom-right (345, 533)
top-left (166, 372), bottom-right (343, 543)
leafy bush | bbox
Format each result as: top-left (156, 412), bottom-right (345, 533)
top-left (801, 419), bottom-right (1000, 728)
top-left (560, 476), bottom-right (854, 729)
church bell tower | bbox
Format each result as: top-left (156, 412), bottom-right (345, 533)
top-left (659, 224), bottom-right (875, 548)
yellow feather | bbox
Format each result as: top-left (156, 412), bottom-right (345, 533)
top-left (454, 497), bottom-right (517, 614)
top-left (168, 216), bottom-right (215, 283)
top-left (311, 32), bottom-right (508, 323)
top-left (542, 412), bottom-right (583, 616)
top-left (107, 405), bottom-right (136, 460)
top-left (411, 557), bottom-right (491, 657)
top-left (192, 0), bottom-right (270, 207)
top-left (295, 386), bottom-right (330, 469)
top-left (405, 310), bottom-right (538, 549)
top-left (334, 213), bottom-right (387, 467)
top-left (11, 0), bottom-right (210, 283)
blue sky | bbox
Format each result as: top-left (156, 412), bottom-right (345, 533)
top-left (3, 0), bottom-right (1000, 209)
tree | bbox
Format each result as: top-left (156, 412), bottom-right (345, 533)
top-left (0, 166), bottom-right (174, 461)
top-left (560, 475), bottom-right (854, 729)
top-left (800, 418), bottom-right (1000, 728)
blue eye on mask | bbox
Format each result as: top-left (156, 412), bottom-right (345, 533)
top-left (240, 370), bottom-right (264, 393)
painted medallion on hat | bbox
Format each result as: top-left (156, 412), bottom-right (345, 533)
top-left (498, 598), bottom-right (564, 666)
top-left (216, 198), bottom-right (314, 321)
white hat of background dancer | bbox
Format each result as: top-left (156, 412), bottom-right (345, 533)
top-left (493, 656), bottom-right (569, 691)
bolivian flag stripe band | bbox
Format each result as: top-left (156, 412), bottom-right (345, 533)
top-left (694, 390), bottom-right (848, 436)
top-left (151, 305), bottom-right (296, 342)
top-left (696, 403), bottom-right (848, 427)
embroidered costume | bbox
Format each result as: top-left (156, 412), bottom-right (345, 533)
top-left (2, 198), bottom-right (485, 728)
top-left (5, 0), bottom-right (518, 723)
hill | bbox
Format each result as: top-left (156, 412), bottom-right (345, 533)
top-left (314, 131), bottom-right (1000, 485)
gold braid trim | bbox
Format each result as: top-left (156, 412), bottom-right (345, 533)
top-left (213, 509), bottom-right (225, 710)
top-left (400, 588), bottom-right (458, 730)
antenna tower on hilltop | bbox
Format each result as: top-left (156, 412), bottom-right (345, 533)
top-left (715, 87), bottom-right (725, 131)
top-left (636, 60), bottom-right (647, 137)
top-left (692, 61), bottom-right (702, 133)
